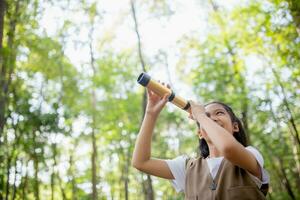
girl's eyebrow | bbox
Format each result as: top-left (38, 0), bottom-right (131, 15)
top-left (205, 108), bottom-right (225, 116)
top-left (208, 108), bottom-right (225, 114)
top-left (214, 108), bottom-right (225, 112)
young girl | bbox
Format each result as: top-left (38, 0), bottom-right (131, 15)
top-left (132, 85), bottom-right (269, 199)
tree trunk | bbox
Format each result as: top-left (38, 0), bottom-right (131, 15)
top-left (0, 1), bottom-right (20, 197)
top-left (58, 174), bottom-right (67, 200)
top-left (0, 0), bottom-right (6, 143)
top-left (124, 149), bottom-right (131, 200)
top-left (21, 160), bottom-right (29, 200)
top-left (91, 130), bottom-right (97, 200)
top-left (272, 68), bottom-right (300, 147)
top-left (33, 156), bottom-right (39, 200)
top-left (5, 156), bottom-right (11, 200)
top-left (33, 131), bottom-right (39, 200)
top-left (130, 0), bottom-right (146, 71)
top-left (51, 144), bottom-right (56, 200)
top-left (0, 0), bottom-right (20, 137)
top-left (11, 158), bottom-right (17, 200)
top-left (68, 153), bottom-right (78, 200)
top-left (241, 100), bottom-right (250, 143)
top-left (278, 159), bottom-right (296, 200)
top-left (88, 14), bottom-right (98, 200)
top-left (130, 1), bottom-right (154, 199)
top-left (145, 175), bottom-right (154, 200)
top-left (267, 97), bottom-right (297, 199)
top-left (0, 1), bottom-right (6, 198)
top-left (258, 132), bottom-right (295, 199)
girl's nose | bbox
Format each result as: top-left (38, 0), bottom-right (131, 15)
top-left (208, 115), bottom-right (218, 123)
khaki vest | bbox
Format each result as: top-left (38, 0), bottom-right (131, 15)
top-left (185, 157), bottom-right (268, 200)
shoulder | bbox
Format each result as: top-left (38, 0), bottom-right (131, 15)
top-left (166, 155), bottom-right (189, 166)
top-left (245, 146), bottom-right (270, 184)
top-left (245, 146), bottom-right (264, 167)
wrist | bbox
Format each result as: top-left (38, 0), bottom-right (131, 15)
top-left (196, 113), bottom-right (207, 121)
top-left (145, 109), bottom-right (160, 118)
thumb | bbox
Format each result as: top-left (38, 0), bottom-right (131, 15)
top-left (163, 93), bottom-right (171, 102)
top-left (159, 93), bottom-right (170, 106)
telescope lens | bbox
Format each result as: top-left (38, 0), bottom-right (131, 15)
top-left (137, 72), bottom-right (151, 86)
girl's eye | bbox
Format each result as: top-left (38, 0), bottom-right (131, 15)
top-left (216, 111), bottom-right (224, 115)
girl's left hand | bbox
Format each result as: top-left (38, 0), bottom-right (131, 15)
top-left (188, 100), bottom-right (206, 121)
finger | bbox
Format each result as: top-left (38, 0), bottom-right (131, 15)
top-left (159, 93), bottom-right (170, 106)
top-left (162, 93), bottom-right (170, 101)
top-left (146, 88), bottom-right (153, 97)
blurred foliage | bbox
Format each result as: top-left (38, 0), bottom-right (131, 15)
top-left (0, 0), bottom-right (299, 199)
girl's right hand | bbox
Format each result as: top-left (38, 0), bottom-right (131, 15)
top-left (145, 82), bottom-right (170, 117)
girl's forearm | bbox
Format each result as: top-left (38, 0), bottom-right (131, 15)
top-left (196, 114), bottom-right (237, 155)
top-left (131, 112), bottom-right (158, 167)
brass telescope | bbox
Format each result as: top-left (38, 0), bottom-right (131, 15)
top-left (137, 72), bottom-right (190, 112)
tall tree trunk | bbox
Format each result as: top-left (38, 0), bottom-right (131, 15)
top-left (11, 158), bottom-right (17, 200)
top-left (91, 128), bottom-right (98, 200)
top-left (124, 176), bottom-right (129, 200)
top-left (88, 15), bottom-right (98, 200)
top-left (258, 131), bottom-right (296, 200)
top-left (5, 156), bottom-right (11, 200)
top-left (51, 144), bottom-right (56, 200)
top-left (68, 153), bottom-right (78, 200)
top-left (123, 149), bottom-right (130, 200)
top-left (0, 0), bottom-right (20, 138)
top-left (0, 1), bottom-right (7, 199)
top-left (0, 0), bottom-right (6, 145)
top-left (33, 155), bottom-right (39, 200)
top-left (130, 0), bottom-right (146, 71)
top-left (58, 173), bottom-right (67, 200)
top-left (32, 130), bottom-right (39, 200)
top-left (145, 175), bottom-right (154, 200)
top-left (267, 97), bottom-right (297, 199)
top-left (272, 68), bottom-right (300, 150)
top-left (0, 1), bottom-right (20, 197)
top-left (51, 143), bottom-right (67, 200)
top-left (130, 1), bottom-right (154, 199)
top-left (278, 159), bottom-right (296, 200)
top-left (21, 160), bottom-right (29, 200)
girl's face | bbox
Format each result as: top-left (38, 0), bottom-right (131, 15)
top-left (197, 103), bottom-right (239, 141)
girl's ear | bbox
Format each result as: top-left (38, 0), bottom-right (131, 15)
top-left (199, 128), bottom-right (208, 139)
top-left (197, 129), bottom-right (202, 139)
top-left (233, 122), bottom-right (239, 132)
